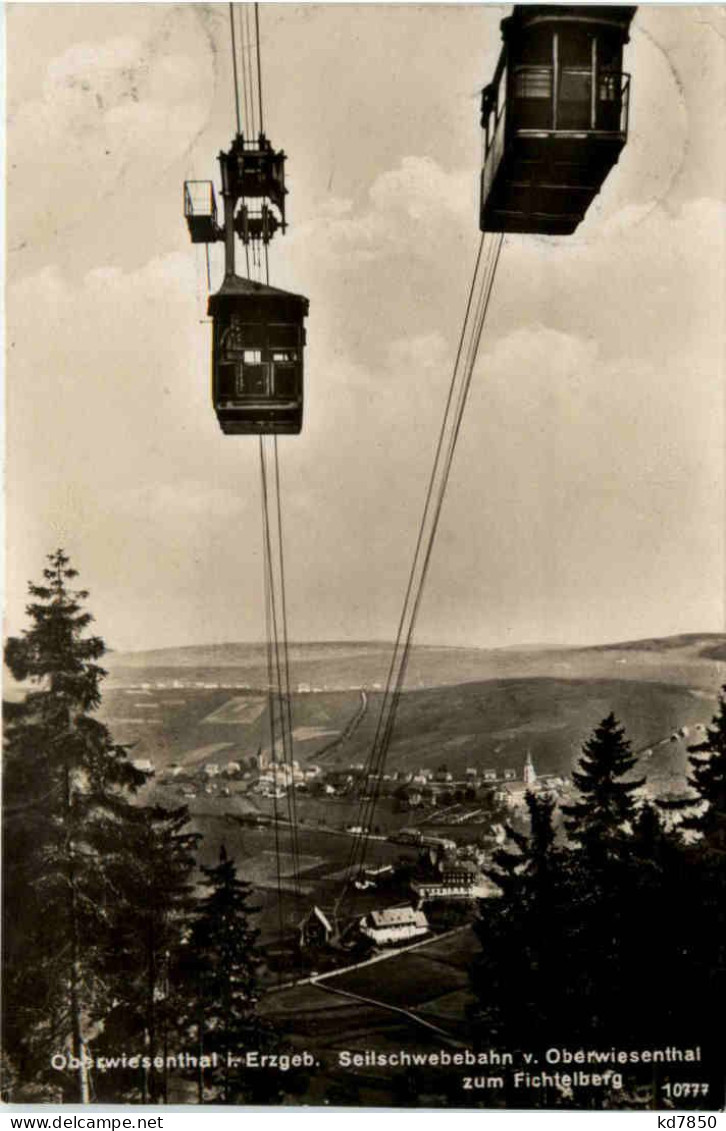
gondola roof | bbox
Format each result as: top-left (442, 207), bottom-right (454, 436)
top-left (208, 273), bottom-right (309, 311)
top-left (502, 5), bottom-right (637, 33)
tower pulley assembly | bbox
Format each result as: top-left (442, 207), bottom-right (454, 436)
top-left (185, 132), bottom-right (287, 248)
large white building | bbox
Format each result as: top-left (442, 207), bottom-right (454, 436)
top-left (359, 906), bottom-right (429, 947)
top-left (412, 859), bottom-right (492, 903)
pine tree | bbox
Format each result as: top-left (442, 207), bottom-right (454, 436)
top-left (562, 712), bottom-right (644, 858)
top-left (96, 805), bottom-right (201, 1103)
top-left (3, 550), bottom-right (146, 1101)
top-left (480, 789), bottom-right (561, 926)
top-left (183, 846), bottom-right (276, 1104)
top-left (663, 689), bottom-right (726, 1088)
top-left (679, 687), bottom-right (726, 855)
top-left (556, 716), bottom-right (645, 1043)
top-left (617, 802), bottom-right (691, 1043)
top-left (472, 791), bottom-right (574, 1049)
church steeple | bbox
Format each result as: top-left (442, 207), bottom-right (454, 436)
top-left (523, 750), bottom-right (537, 786)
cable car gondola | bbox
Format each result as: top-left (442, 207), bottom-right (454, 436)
top-left (480, 5), bottom-right (636, 235)
top-left (208, 273), bottom-right (308, 435)
top-left (184, 130), bottom-right (309, 435)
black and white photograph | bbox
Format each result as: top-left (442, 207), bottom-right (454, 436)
top-left (3, 1), bottom-right (725, 1113)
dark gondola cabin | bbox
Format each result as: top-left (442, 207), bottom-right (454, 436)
top-left (480, 5), bottom-right (636, 234)
top-left (208, 275), bottom-right (309, 435)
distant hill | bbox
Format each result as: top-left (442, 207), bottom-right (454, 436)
top-left (584, 633), bottom-right (726, 656)
top-left (341, 677), bottom-right (713, 783)
top-left (103, 633), bottom-right (726, 693)
top-left (95, 675), bottom-right (713, 785)
top-left (106, 640), bottom-right (393, 669)
top-left (7, 634), bottom-right (724, 785)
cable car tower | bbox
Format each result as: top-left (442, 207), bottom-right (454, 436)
top-left (183, 5), bottom-right (307, 965)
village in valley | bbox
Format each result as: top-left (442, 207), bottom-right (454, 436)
top-left (125, 752), bottom-right (547, 964)
top-left (99, 643), bottom-right (716, 975)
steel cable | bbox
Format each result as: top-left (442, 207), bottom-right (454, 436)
top-left (337, 232), bottom-right (493, 896)
top-left (337, 232), bottom-right (504, 912)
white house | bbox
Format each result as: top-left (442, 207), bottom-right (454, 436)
top-left (359, 906), bottom-right (429, 947)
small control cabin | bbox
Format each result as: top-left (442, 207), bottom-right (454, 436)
top-left (208, 275), bottom-right (309, 435)
top-left (480, 5), bottom-right (636, 235)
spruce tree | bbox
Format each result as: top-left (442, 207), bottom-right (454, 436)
top-left (3, 550), bottom-right (146, 1101)
top-left (558, 716), bottom-right (644, 1043)
top-left (680, 687), bottom-right (726, 855)
top-left (96, 805), bottom-right (201, 1103)
top-left (562, 712), bottom-right (644, 857)
top-left (618, 803), bottom-right (691, 1043)
top-left (183, 846), bottom-right (275, 1104)
top-left (666, 689), bottom-right (726, 1089)
top-left (472, 792), bottom-right (574, 1049)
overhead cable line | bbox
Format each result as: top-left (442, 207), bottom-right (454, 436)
top-left (259, 436), bottom-right (303, 909)
top-left (252, 3), bottom-right (304, 919)
top-left (228, 1), bottom-right (304, 934)
top-left (272, 437), bottom-right (303, 891)
top-left (254, 3), bottom-right (265, 133)
top-left (228, 3), bottom-right (242, 135)
top-left (243, 4), bottom-right (256, 138)
top-left (260, 452), bottom-right (287, 953)
top-left (336, 231), bottom-right (505, 913)
top-left (337, 232), bottom-right (494, 894)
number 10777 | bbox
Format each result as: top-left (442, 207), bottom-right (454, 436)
top-left (662, 1082), bottom-right (710, 1100)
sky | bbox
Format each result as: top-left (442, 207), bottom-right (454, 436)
top-left (4, 2), bottom-right (726, 653)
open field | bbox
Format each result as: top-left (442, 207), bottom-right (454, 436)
top-left (180, 811), bottom-right (423, 943)
top-left (99, 673), bottom-right (720, 782)
top-left (309, 677), bottom-right (719, 781)
top-left (202, 696), bottom-right (267, 725)
top-left (259, 928), bottom-right (482, 1104)
top-left (98, 688), bottom-right (364, 770)
top-left (333, 950), bottom-right (468, 1008)
top-left (188, 813), bottom-right (420, 875)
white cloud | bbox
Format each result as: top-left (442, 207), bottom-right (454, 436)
top-left (7, 10), bottom-right (216, 258)
top-left (369, 156), bottom-right (473, 222)
top-left (285, 155), bottom-right (476, 269)
top-left (386, 332), bottom-right (450, 374)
